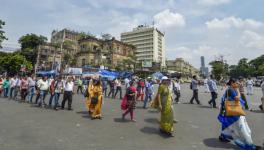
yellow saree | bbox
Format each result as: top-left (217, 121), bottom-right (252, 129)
top-left (152, 84), bottom-right (174, 134)
top-left (86, 83), bottom-right (103, 119)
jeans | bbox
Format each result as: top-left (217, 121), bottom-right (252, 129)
top-left (190, 89), bottom-right (200, 104)
top-left (209, 92), bottom-right (217, 108)
top-left (49, 93), bottom-right (55, 106)
top-left (77, 86), bottom-right (83, 94)
top-left (38, 90), bottom-right (47, 107)
top-left (4, 88), bottom-right (9, 97)
top-left (143, 93), bottom-right (152, 108)
top-left (103, 88), bottom-right (107, 97)
top-left (9, 87), bottom-right (15, 99)
top-left (174, 90), bottom-right (181, 102)
top-left (54, 93), bottom-right (60, 108)
top-left (27, 86), bottom-right (35, 103)
top-left (108, 87), bottom-right (115, 98)
top-left (114, 86), bottom-right (122, 99)
top-left (13, 86), bottom-right (19, 100)
top-left (61, 91), bottom-right (73, 109)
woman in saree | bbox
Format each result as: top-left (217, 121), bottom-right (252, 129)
top-left (218, 78), bottom-right (261, 150)
top-left (86, 76), bottom-right (103, 120)
top-left (122, 80), bottom-right (137, 122)
top-left (152, 76), bottom-right (174, 137)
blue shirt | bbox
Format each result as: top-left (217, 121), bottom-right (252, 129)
top-left (208, 79), bottom-right (217, 92)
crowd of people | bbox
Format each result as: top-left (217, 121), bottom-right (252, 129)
top-left (0, 74), bottom-right (263, 150)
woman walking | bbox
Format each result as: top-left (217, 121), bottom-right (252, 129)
top-left (152, 76), bottom-right (174, 137)
top-left (86, 76), bottom-right (103, 120)
top-left (218, 78), bottom-right (261, 150)
top-left (122, 80), bottom-right (137, 122)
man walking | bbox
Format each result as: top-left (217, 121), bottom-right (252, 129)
top-left (20, 76), bottom-right (28, 102)
top-left (3, 77), bottom-right (10, 98)
top-left (207, 75), bottom-right (218, 108)
top-left (38, 76), bottom-right (49, 107)
top-left (61, 76), bottom-right (74, 110)
top-left (9, 76), bottom-right (17, 99)
top-left (108, 79), bottom-right (115, 98)
top-left (13, 77), bottom-right (21, 100)
top-left (53, 77), bottom-right (63, 110)
top-left (173, 79), bottom-right (181, 103)
top-left (77, 78), bottom-right (83, 94)
top-left (114, 78), bottom-right (122, 99)
top-left (246, 77), bottom-right (254, 95)
top-left (143, 78), bottom-right (154, 108)
top-left (189, 75), bottom-right (200, 105)
top-left (102, 78), bottom-right (108, 97)
top-left (27, 74), bottom-right (36, 103)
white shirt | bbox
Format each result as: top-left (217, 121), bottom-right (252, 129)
top-left (28, 77), bottom-right (36, 87)
top-left (10, 78), bottom-right (17, 88)
top-left (247, 80), bottom-right (253, 86)
top-left (174, 82), bottom-right (181, 91)
top-left (64, 81), bottom-right (74, 92)
top-left (115, 80), bottom-right (121, 87)
top-left (38, 79), bottom-right (49, 91)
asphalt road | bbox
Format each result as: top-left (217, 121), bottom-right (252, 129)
top-left (0, 84), bottom-right (263, 150)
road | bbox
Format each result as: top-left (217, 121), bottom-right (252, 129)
top-left (0, 84), bottom-right (263, 150)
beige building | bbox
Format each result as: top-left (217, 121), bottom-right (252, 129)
top-left (76, 36), bottom-right (135, 69)
top-left (36, 43), bottom-right (62, 71)
top-left (166, 58), bottom-right (200, 78)
top-left (121, 25), bottom-right (165, 67)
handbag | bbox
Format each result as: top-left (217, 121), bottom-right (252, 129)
top-left (224, 90), bottom-right (246, 116)
top-left (121, 96), bottom-right (127, 110)
top-left (91, 97), bottom-right (98, 105)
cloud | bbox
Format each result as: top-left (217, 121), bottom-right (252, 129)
top-left (206, 16), bottom-right (264, 29)
top-left (198, 0), bottom-right (231, 6)
top-left (167, 45), bottom-right (219, 68)
top-left (154, 9), bottom-right (186, 29)
top-left (241, 30), bottom-right (264, 50)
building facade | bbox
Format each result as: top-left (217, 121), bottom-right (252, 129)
top-left (166, 58), bottom-right (200, 78)
top-left (200, 56), bottom-right (209, 77)
top-left (36, 43), bottom-right (62, 71)
top-left (121, 25), bottom-right (165, 67)
top-left (76, 37), bottom-right (135, 69)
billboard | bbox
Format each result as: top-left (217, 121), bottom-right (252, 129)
top-left (142, 61), bottom-right (152, 68)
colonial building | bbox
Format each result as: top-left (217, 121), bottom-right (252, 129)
top-left (121, 25), bottom-right (166, 68)
top-left (36, 43), bottom-right (62, 71)
top-left (166, 58), bottom-right (200, 78)
top-left (76, 36), bottom-right (135, 69)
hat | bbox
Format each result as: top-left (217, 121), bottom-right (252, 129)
top-left (161, 76), bottom-right (169, 80)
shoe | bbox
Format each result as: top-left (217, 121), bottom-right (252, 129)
top-left (219, 135), bottom-right (230, 143)
top-left (131, 119), bottom-right (136, 122)
top-left (173, 119), bottom-right (178, 124)
top-left (68, 108), bottom-right (73, 111)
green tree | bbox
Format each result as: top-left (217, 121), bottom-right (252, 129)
top-left (0, 53), bottom-right (32, 75)
top-left (209, 61), bottom-right (228, 81)
top-left (249, 54), bottom-right (264, 76)
top-left (0, 19), bottom-right (8, 48)
top-left (18, 33), bottom-right (47, 65)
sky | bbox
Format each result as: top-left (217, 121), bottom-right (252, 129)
top-left (1, 0), bottom-right (264, 68)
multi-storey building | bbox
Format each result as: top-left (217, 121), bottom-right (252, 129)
top-left (166, 58), bottom-right (200, 78)
top-left (76, 36), bottom-right (135, 69)
top-left (36, 43), bottom-right (62, 71)
top-left (51, 28), bottom-right (82, 56)
top-left (121, 25), bottom-right (165, 68)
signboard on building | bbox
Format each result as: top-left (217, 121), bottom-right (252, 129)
top-left (142, 61), bottom-right (152, 68)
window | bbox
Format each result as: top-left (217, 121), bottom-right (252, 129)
top-left (82, 58), bottom-right (86, 66)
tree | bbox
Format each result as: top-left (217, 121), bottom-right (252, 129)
top-left (0, 19), bottom-right (8, 48)
top-left (18, 34), bottom-right (47, 65)
top-left (0, 53), bottom-right (32, 75)
top-left (209, 61), bottom-right (228, 81)
top-left (249, 55), bottom-right (264, 76)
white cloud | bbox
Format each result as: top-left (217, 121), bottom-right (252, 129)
top-left (167, 45), bottom-right (219, 68)
top-left (206, 16), bottom-right (264, 29)
top-left (241, 30), bottom-right (264, 50)
top-left (198, 0), bottom-right (231, 6)
top-left (154, 9), bottom-right (186, 29)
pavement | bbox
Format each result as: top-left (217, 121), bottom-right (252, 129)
top-left (0, 84), bottom-right (263, 150)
